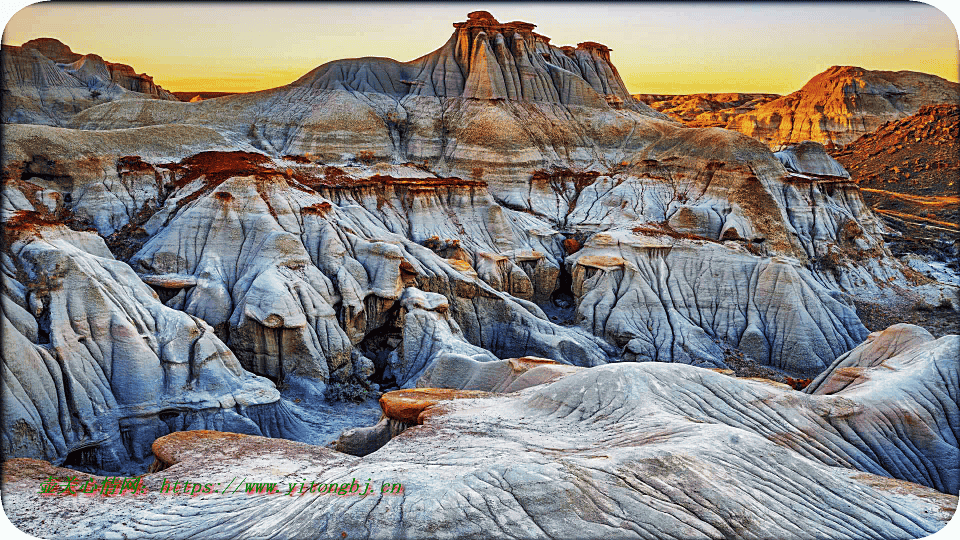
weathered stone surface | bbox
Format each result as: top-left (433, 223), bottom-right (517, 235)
top-left (567, 229), bottom-right (869, 375)
top-left (0, 216), bottom-right (312, 472)
top-left (417, 355), bottom-right (580, 393)
top-left (379, 388), bottom-right (493, 424)
top-left (727, 66), bottom-right (959, 148)
top-left (3, 348), bottom-right (957, 538)
top-left (803, 324), bottom-right (960, 494)
top-left (2, 38), bottom-right (177, 126)
top-left (775, 141), bottom-right (851, 178)
top-left (110, 154), bottom-right (610, 395)
top-left (1, 122), bottom-right (246, 235)
top-left (285, 12), bottom-right (659, 114)
top-left (331, 415), bottom-right (412, 457)
top-left (3, 15), bottom-right (959, 537)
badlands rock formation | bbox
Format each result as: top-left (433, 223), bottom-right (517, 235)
top-left (638, 67), bottom-right (958, 150)
top-left (775, 141), bottom-right (851, 179)
top-left (2, 12), bottom-right (958, 537)
top-left (634, 92), bottom-right (779, 128)
top-left (2, 38), bottom-right (177, 126)
top-left (0, 208), bottom-right (316, 473)
top-left (727, 66), bottom-right (959, 149)
top-left (830, 103), bottom-right (959, 249)
top-left (3, 326), bottom-right (957, 538)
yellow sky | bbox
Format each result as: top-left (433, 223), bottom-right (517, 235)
top-left (3, 2), bottom-right (958, 94)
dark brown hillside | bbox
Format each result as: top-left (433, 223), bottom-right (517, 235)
top-left (829, 104), bottom-right (959, 247)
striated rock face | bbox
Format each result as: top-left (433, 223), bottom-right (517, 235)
top-left (805, 324), bottom-right (959, 494)
top-left (4, 340), bottom-right (957, 538)
top-left (830, 103), bottom-right (960, 255)
top-left (3, 18), bottom-right (959, 536)
top-left (0, 211), bottom-right (313, 473)
top-left (44, 149), bottom-right (607, 400)
top-left (0, 122), bottom-right (250, 236)
top-left (634, 92), bottom-right (780, 127)
top-left (726, 66), bottom-right (959, 149)
top-left (2, 38), bottom-right (177, 126)
top-left (290, 11), bottom-right (659, 114)
top-left (566, 230), bottom-right (868, 375)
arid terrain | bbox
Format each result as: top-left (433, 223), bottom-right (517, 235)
top-left (1, 10), bottom-right (957, 540)
top-left (640, 70), bottom-right (960, 338)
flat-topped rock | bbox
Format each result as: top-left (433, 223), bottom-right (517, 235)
top-left (379, 388), bottom-right (494, 423)
top-left (574, 254), bottom-right (628, 270)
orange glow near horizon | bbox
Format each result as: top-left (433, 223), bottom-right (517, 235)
top-left (3, 2), bottom-right (958, 95)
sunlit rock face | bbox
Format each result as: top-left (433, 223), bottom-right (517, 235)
top-left (293, 11), bottom-right (654, 110)
top-left (726, 65), bottom-right (959, 149)
top-left (2, 38), bottom-right (177, 126)
top-left (634, 92), bottom-right (781, 127)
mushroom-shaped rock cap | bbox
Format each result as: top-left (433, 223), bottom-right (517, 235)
top-left (399, 287), bottom-right (449, 312)
top-left (577, 41), bottom-right (612, 52)
top-left (576, 254), bottom-right (628, 271)
top-left (508, 356), bottom-right (562, 372)
top-left (380, 388), bottom-right (494, 423)
top-left (468, 11), bottom-right (498, 21)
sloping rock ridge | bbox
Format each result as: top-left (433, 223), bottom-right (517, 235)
top-left (830, 103), bottom-right (959, 251)
top-left (638, 67), bottom-right (959, 150)
top-left (634, 92), bottom-right (780, 127)
top-left (727, 65), bottom-right (959, 148)
top-left (2, 329), bottom-right (957, 538)
top-left (2, 38), bottom-right (177, 126)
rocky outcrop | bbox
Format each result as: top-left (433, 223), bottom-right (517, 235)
top-left (830, 103), bottom-right (960, 255)
top-left (4, 344), bottom-right (957, 538)
top-left (2, 38), bottom-right (177, 126)
top-left (775, 141), bottom-right (851, 178)
top-left (0, 211), bottom-right (310, 473)
top-left (417, 355), bottom-right (578, 392)
top-left (333, 357), bottom-right (574, 456)
top-left (805, 324), bottom-right (959, 494)
top-left (387, 288), bottom-right (499, 387)
top-left (290, 11), bottom-right (660, 114)
top-left (1, 122), bottom-right (248, 236)
top-left (102, 152), bottom-right (610, 397)
top-left (567, 229), bottom-right (868, 376)
top-left (634, 92), bottom-right (780, 127)
top-left (727, 66), bottom-right (959, 148)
